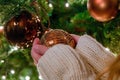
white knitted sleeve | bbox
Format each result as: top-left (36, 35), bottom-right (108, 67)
top-left (37, 44), bottom-right (96, 80)
top-left (75, 34), bottom-right (115, 73)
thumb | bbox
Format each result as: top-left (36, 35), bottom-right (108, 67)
top-left (31, 43), bottom-right (48, 65)
top-left (71, 34), bottom-right (80, 43)
top-left (33, 38), bottom-right (41, 46)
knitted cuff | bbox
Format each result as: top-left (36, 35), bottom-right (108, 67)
top-left (75, 34), bottom-right (115, 73)
top-left (37, 44), bottom-right (95, 80)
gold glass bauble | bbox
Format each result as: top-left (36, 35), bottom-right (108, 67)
top-left (4, 11), bottom-right (76, 48)
top-left (87, 0), bottom-right (118, 22)
top-left (41, 29), bottom-right (76, 48)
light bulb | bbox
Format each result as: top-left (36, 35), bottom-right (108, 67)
top-left (2, 75), bottom-right (6, 80)
top-left (10, 69), bottom-right (15, 74)
top-left (65, 3), bottom-right (69, 7)
top-left (0, 60), bottom-right (4, 63)
top-left (25, 76), bottom-right (30, 80)
top-left (0, 26), bottom-right (3, 29)
top-left (105, 48), bottom-right (110, 51)
top-left (49, 3), bottom-right (53, 8)
top-left (39, 75), bottom-right (43, 80)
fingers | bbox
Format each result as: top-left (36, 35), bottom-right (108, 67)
top-left (32, 45), bottom-right (48, 56)
top-left (71, 34), bottom-right (80, 43)
top-left (31, 49), bottom-right (42, 64)
top-left (33, 38), bottom-right (41, 46)
top-left (31, 34), bottom-right (80, 65)
top-left (31, 38), bottom-right (48, 65)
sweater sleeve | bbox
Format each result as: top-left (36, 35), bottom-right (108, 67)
top-left (37, 44), bottom-right (96, 80)
top-left (75, 34), bottom-right (115, 73)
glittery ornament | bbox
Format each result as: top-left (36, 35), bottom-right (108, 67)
top-left (4, 11), bottom-right (76, 48)
top-left (4, 10), bottom-right (46, 48)
top-left (87, 0), bottom-right (118, 22)
top-left (41, 29), bottom-right (76, 48)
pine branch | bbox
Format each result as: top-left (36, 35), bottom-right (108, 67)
top-left (0, 0), bottom-right (52, 24)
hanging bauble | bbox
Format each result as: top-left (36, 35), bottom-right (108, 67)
top-left (4, 10), bottom-right (46, 48)
top-left (41, 29), bottom-right (76, 48)
top-left (4, 11), bottom-right (76, 48)
top-left (87, 0), bottom-right (118, 22)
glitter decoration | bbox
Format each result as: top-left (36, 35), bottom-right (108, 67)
top-left (41, 29), bottom-right (76, 48)
top-left (4, 10), bottom-right (46, 48)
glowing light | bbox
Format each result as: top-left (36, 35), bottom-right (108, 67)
top-left (0, 60), bottom-right (4, 63)
top-left (65, 3), bottom-right (69, 7)
top-left (39, 75), bottom-right (43, 80)
top-left (8, 46), bottom-right (19, 54)
top-left (105, 48), bottom-right (110, 51)
top-left (2, 75), bottom-right (6, 80)
top-left (10, 46), bottom-right (19, 51)
top-left (49, 3), bottom-right (53, 8)
top-left (26, 44), bottom-right (29, 48)
top-left (10, 69), bottom-right (15, 74)
top-left (0, 26), bottom-right (3, 30)
top-left (25, 76), bottom-right (30, 80)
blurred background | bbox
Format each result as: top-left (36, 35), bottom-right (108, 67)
top-left (0, 0), bottom-right (120, 80)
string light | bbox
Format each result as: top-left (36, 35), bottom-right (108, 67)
top-left (1, 75), bottom-right (6, 80)
top-left (105, 48), bottom-right (110, 51)
top-left (0, 60), bottom-right (4, 63)
top-left (39, 75), bottom-right (43, 80)
top-left (10, 69), bottom-right (15, 74)
top-left (25, 76), bottom-right (30, 80)
top-left (8, 46), bottom-right (19, 54)
top-left (49, 3), bottom-right (53, 8)
top-left (65, 3), bottom-right (69, 7)
top-left (0, 26), bottom-right (3, 34)
top-left (0, 26), bottom-right (3, 29)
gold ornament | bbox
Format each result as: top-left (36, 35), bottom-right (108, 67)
top-left (87, 0), bottom-right (118, 22)
top-left (4, 11), bottom-right (76, 48)
top-left (41, 29), bottom-right (76, 48)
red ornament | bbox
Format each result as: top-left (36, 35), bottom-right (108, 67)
top-left (4, 10), bottom-right (46, 48)
top-left (87, 0), bottom-right (118, 22)
top-left (41, 29), bottom-right (76, 48)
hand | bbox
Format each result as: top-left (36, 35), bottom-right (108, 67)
top-left (71, 34), bottom-right (80, 44)
top-left (31, 38), bottom-right (48, 65)
top-left (31, 34), bottom-right (79, 65)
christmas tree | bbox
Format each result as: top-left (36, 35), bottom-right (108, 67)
top-left (0, 0), bottom-right (120, 79)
